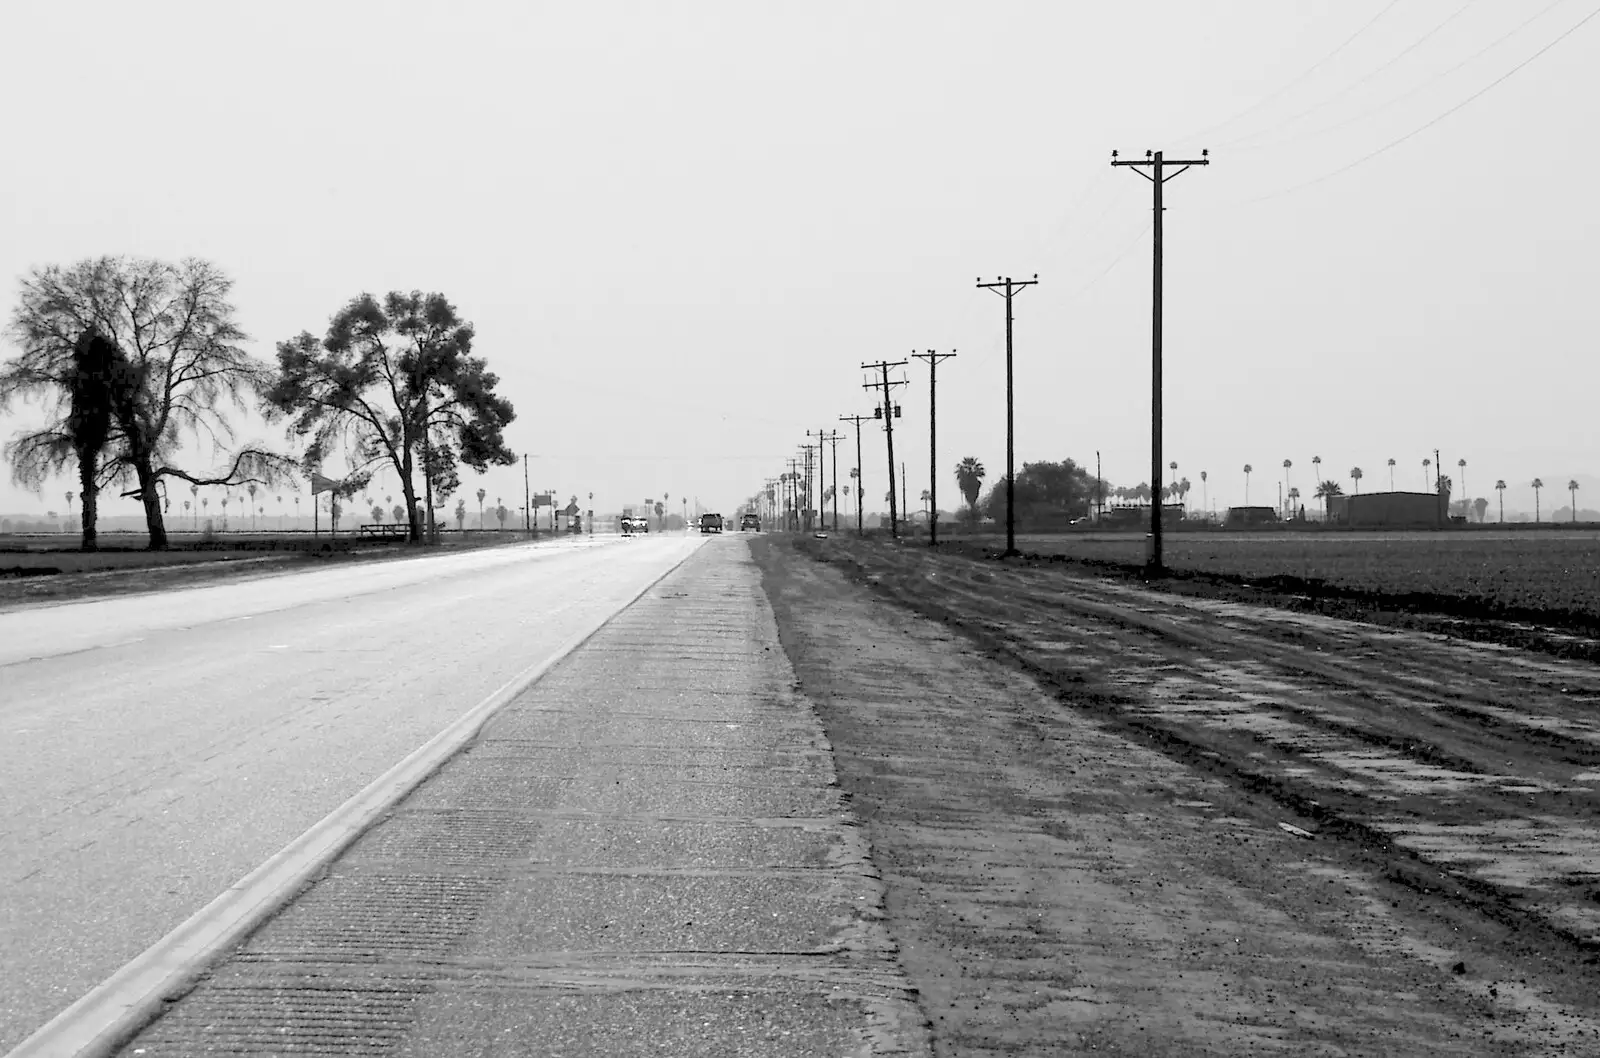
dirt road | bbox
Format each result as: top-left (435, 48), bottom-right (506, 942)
top-left (753, 535), bottom-right (1600, 1055)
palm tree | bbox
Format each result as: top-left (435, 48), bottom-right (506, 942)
top-left (220, 493), bottom-right (230, 530)
top-left (1457, 459), bottom-right (1467, 505)
top-left (247, 482), bottom-right (258, 530)
top-left (201, 496), bottom-right (209, 525)
top-left (1169, 460), bottom-right (1178, 489)
top-left (476, 487), bottom-right (487, 530)
top-left (1387, 458), bottom-right (1396, 490)
top-left (1312, 455), bottom-right (1321, 485)
top-left (1288, 486), bottom-right (1301, 519)
top-left (1494, 479), bottom-right (1506, 522)
top-left (1243, 464), bottom-right (1252, 505)
top-left (1350, 467), bottom-right (1363, 494)
top-left (183, 499), bottom-right (191, 526)
top-left (1569, 479), bottom-right (1580, 523)
top-left (455, 498), bottom-right (467, 531)
top-left (954, 457), bottom-right (986, 515)
top-left (1282, 459), bottom-right (1293, 516)
top-left (920, 489), bottom-right (932, 522)
top-left (1422, 458), bottom-right (1431, 490)
top-left (277, 494), bottom-right (284, 529)
top-left (293, 495), bottom-right (300, 527)
top-left (1315, 480), bottom-right (1344, 522)
top-left (65, 490), bottom-right (75, 530)
top-left (1200, 470), bottom-right (1208, 516)
top-left (1532, 478), bottom-right (1544, 522)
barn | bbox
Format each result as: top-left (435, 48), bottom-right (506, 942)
top-left (1327, 491), bottom-right (1449, 527)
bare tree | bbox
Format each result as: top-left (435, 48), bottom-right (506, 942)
top-left (3, 257), bottom-right (294, 549)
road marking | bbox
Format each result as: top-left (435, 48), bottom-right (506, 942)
top-left (5, 543), bottom-right (700, 1058)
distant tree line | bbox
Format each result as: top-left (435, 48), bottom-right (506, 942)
top-left (0, 256), bottom-right (518, 550)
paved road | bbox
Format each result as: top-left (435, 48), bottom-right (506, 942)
top-left (116, 537), bottom-right (924, 1056)
top-left (0, 534), bottom-right (703, 1052)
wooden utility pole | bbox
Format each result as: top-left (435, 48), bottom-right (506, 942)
top-left (1111, 148), bottom-right (1209, 572)
top-left (861, 361), bottom-right (908, 537)
top-left (786, 459), bottom-right (801, 531)
top-left (976, 277), bottom-right (1038, 556)
top-left (812, 429), bottom-right (843, 532)
top-left (912, 350), bottom-right (956, 547)
top-left (840, 414), bottom-right (870, 534)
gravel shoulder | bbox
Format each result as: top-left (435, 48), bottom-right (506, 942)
top-left (751, 535), bottom-right (1600, 1056)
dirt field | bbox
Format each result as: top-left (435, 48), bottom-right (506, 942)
top-left (0, 533), bottom-right (505, 611)
top-left (752, 534), bottom-right (1600, 1055)
top-left (965, 530), bottom-right (1600, 626)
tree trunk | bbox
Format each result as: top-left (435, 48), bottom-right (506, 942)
top-left (136, 458), bottom-right (168, 550)
top-left (400, 445), bottom-right (421, 543)
top-left (77, 451), bottom-right (99, 552)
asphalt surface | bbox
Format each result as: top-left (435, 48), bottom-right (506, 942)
top-left (114, 537), bottom-right (926, 1056)
top-left (0, 534), bottom-right (705, 1052)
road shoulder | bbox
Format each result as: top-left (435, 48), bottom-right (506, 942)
top-left (114, 537), bottom-right (928, 1057)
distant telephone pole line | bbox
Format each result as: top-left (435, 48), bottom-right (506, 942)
top-left (975, 276), bottom-right (1038, 556)
top-left (1111, 148), bottom-right (1210, 573)
top-left (862, 360), bottom-right (909, 538)
top-left (811, 429), bottom-right (843, 532)
top-left (912, 349), bottom-right (956, 547)
top-left (839, 414), bottom-right (870, 534)
top-left (800, 444), bottom-right (819, 532)
top-left (786, 459), bottom-right (801, 531)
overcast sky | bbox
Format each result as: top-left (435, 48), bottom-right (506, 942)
top-left (1, 0), bottom-right (1595, 520)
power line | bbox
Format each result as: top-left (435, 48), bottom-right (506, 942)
top-left (1264, 0), bottom-right (1570, 151)
top-left (1059, 220), bottom-right (1153, 306)
top-left (1243, 3), bottom-right (1600, 205)
top-left (1217, 0), bottom-right (1482, 151)
top-left (1175, 0), bottom-right (1403, 144)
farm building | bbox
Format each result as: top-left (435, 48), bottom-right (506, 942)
top-left (1224, 506), bottom-right (1280, 527)
top-left (1327, 490), bottom-right (1449, 527)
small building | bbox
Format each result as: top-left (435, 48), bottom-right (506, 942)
top-left (1224, 506), bottom-right (1280, 528)
top-left (1327, 491), bottom-right (1448, 528)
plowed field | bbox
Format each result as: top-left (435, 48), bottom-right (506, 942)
top-left (763, 533), bottom-right (1600, 1053)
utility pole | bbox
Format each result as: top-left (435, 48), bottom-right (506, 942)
top-left (523, 454), bottom-right (531, 537)
top-left (812, 429), bottom-right (843, 532)
top-left (912, 349), bottom-right (956, 547)
top-left (840, 414), bottom-right (870, 535)
top-left (861, 360), bottom-right (908, 538)
top-left (1440, 444), bottom-right (1452, 528)
top-left (806, 429), bottom-right (835, 533)
top-left (1111, 148), bottom-right (1210, 573)
top-left (800, 444), bottom-right (819, 531)
top-left (901, 461), bottom-right (908, 529)
top-left (976, 276), bottom-right (1038, 557)
top-left (1096, 449), bottom-right (1103, 522)
top-left (786, 459), bottom-right (801, 531)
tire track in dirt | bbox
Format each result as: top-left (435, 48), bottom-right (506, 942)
top-left (802, 537), bottom-right (1600, 970)
top-left (753, 538), bottom-right (1600, 1055)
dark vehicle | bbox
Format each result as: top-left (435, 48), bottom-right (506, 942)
top-left (700, 513), bottom-right (724, 534)
top-left (739, 513), bottom-right (760, 532)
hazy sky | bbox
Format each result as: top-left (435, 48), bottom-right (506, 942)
top-left (2, 0), bottom-right (1595, 519)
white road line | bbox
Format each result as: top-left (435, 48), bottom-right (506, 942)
top-left (5, 543), bottom-right (698, 1058)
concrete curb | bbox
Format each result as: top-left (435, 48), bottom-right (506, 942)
top-left (6, 541), bottom-right (701, 1058)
